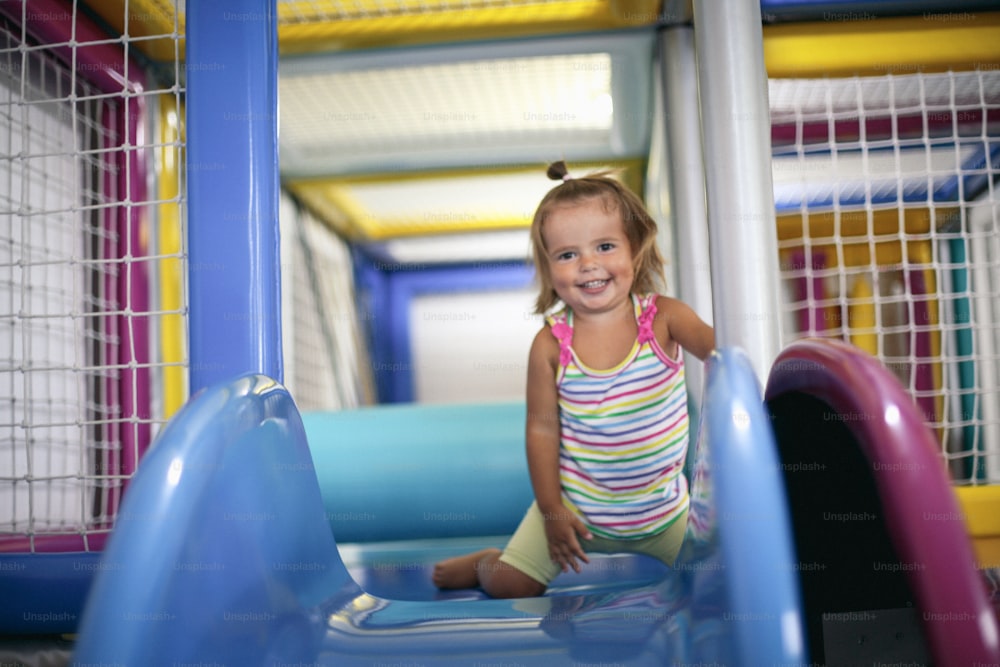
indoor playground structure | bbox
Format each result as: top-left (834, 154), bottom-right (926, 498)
top-left (0, 0), bottom-right (999, 665)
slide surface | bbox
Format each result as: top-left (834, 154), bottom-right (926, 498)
top-left (70, 348), bottom-right (806, 665)
top-left (52, 339), bottom-right (1000, 665)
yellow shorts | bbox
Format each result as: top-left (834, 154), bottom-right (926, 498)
top-left (497, 500), bottom-right (688, 586)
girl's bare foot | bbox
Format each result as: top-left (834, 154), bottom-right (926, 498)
top-left (432, 548), bottom-right (502, 589)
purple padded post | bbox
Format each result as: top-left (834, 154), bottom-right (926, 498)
top-left (765, 338), bottom-right (999, 665)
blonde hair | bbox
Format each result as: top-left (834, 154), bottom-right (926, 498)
top-left (530, 161), bottom-right (665, 314)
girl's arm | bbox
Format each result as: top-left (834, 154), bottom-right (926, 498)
top-left (657, 296), bottom-right (716, 361)
top-left (525, 327), bottom-right (591, 573)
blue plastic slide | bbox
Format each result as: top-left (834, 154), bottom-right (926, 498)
top-left (71, 349), bottom-right (806, 665)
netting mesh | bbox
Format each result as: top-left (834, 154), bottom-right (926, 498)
top-left (280, 193), bottom-right (375, 411)
top-left (0, 2), bottom-right (185, 552)
top-left (770, 69), bottom-right (1000, 484)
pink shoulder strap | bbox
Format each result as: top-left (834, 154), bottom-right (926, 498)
top-left (637, 294), bottom-right (658, 344)
top-left (546, 311), bottom-right (574, 367)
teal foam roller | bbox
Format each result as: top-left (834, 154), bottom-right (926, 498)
top-left (302, 401), bottom-right (533, 542)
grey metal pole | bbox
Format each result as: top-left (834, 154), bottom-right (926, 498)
top-left (693, 0), bottom-right (783, 383)
top-left (657, 26), bottom-right (714, 403)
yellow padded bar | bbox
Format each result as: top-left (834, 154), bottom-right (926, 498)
top-left (157, 96), bottom-right (187, 419)
top-left (90, 0), bottom-right (185, 62)
top-left (955, 485), bottom-right (1000, 569)
top-left (764, 12), bottom-right (1000, 77)
top-left (277, 0), bottom-right (662, 53)
top-left (287, 160), bottom-right (644, 240)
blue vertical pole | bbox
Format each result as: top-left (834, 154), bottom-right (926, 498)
top-left (185, 1), bottom-right (282, 393)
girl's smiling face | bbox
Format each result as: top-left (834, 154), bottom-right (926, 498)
top-left (541, 197), bottom-right (634, 317)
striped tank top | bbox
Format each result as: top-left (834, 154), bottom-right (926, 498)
top-left (547, 293), bottom-right (690, 540)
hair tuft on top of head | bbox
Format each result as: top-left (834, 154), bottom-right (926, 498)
top-left (546, 161), bottom-right (570, 181)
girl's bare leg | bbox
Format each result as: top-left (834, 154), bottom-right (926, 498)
top-left (432, 548), bottom-right (500, 589)
top-left (433, 548), bottom-right (546, 598)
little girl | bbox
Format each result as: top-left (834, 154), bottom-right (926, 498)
top-left (432, 161), bottom-right (715, 598)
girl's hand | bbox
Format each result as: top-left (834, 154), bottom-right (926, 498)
top-left (542, 507), bottom-right (593, 573)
